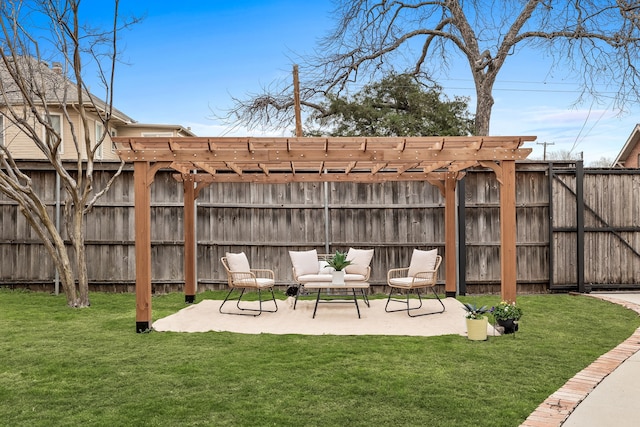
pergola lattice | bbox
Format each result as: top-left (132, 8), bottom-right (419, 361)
top-left (113, 136), bottom-right (534, 332)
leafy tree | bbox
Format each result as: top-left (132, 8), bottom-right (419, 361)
top-left (305, 73), bottom-right (473, 137)
top-left (0, 1), bottom-right (138, 307)
top-left (228, 1), bottom-right (640, 137)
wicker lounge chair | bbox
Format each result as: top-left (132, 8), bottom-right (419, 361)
top-left (385, 249), bottom-right (444, 317)
top-left (219, 252), bottom-right (278, 316)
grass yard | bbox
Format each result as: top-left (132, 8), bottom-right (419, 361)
top-left (0, 289), bottom-right (638, 427)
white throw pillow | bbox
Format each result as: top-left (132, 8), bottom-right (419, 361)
top-left (226, 252), bottom-right (251, 272)
top-left (289, 249), bottom-right (319, 276)
top-left (407, 249), bottom-right (438, 277)
top-left (319, 260), bottom-right (334, 274)
top-left (345, 248), bottom-right (374, 276)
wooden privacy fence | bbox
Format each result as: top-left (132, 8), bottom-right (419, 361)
top-left (1, 160), bottom-right (639, 293)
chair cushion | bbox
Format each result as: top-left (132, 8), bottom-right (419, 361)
top-left (289, 249), bottom-right (319, 276)
top-left (235, 277), bottom-right (274, 288)
top-left (389, 276), bottom-right (430, 288)
top-left (226, 252), bottom-right (251, 272)
top-left (407, 249), bottom-right (438, 277)
top-left (345, 248), bottom-right (374, 275)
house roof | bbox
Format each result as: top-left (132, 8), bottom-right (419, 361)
top-left (123, 123), bottom-right (197, 136)
top-left (613, 124), bottom-right (640, 166)
top-left (0, 55), bottom-right (134, 125)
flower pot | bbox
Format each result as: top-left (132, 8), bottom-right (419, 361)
top-left (497, 318), bottom-right (519, 334)
top-left (332, 270), bottom-right (345, 285)
top-left (466, 317), bottom-right (488, 341)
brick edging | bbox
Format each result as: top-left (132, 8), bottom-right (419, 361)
top-left (520, 294), bottom-right (640, 427)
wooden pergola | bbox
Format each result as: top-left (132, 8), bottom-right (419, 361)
top-left (113, 136), bottom-right (534, 332)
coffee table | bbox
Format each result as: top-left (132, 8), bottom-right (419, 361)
top-left (299, 282), bottom-right (370, 318)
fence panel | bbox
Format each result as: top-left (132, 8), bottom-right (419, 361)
top-left (2, 161), bottom-right (638, 293)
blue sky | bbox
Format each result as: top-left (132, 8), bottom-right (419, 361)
top-left (95, 1), bottom-right (638, 165)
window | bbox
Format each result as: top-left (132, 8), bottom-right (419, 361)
top-left (110, 128), bottom-right (117, 152)
top-left (95, 121), bottom-right (104, 159)
top-left (0, 115), bottom-right (4, 147)
top-left (43, 114), bottom-right (63, 154)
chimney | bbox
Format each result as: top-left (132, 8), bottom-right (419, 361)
top-left (52, 62), bottom-right (62, 74)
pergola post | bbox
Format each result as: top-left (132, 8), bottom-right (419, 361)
top-left (500, 160), bottom-right (517, 302)
top-left (444, 172), bottom-right (458, 297)
top-left (134, 161), bottom-right (152, 332)
top-left (183, 175), bottom-right (197, 303)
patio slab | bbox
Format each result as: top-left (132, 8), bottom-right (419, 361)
top-left (152, 297), bottom-right (498, 337)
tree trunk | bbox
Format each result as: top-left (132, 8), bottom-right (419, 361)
top-left (473, 77), bottom-right (495, 136)
top-left (52, 230), bottom-right (78, 306)
top-left (37, 212), bottom-right (77, 305)
top-left (70, 203), bottom-right (90, 307)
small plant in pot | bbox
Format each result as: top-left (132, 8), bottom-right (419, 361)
top-left (327, 251), bottom-right (352, 285)
top-left (490, 301), bottom-right (523, 334)
top-left (462, 303), bottom-right (490, 341)
top-left (462, 303), bottom-right (489, 320)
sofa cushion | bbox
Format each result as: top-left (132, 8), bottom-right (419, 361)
top-left (289, 249), bottom-right (319, 276)
top-left (344, 273), bottom-right (367, 282)
top-left (407, 249), bottom-right (438, 277)
top-left (345, 248), bottom-right (374, 276)
top-left (226, 252), bottom-right (251, 272)
top-left (297, 274), bottom-right (333, 283)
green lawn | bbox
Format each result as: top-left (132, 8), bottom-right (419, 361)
top-left (1, 290), bottom-right (638, 427)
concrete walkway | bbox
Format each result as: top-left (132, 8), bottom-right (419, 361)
top-left (521, 293), bottom-right (640, 427)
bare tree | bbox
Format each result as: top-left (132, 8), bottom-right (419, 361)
top-left (227, 1), bottom-right (640, 136)
top-left (589, 156), bottom-right (615, 167)
top-left (0, 1), bottom-right (138, 307)
top-left (546, 149), bottom-right (582, 161)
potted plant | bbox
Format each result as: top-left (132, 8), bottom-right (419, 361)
top-left (327, 250), bottom-right (352, 285)
top-left (462, 303), bottom-right (490, 341)
top-left (490, 301), bottom-right (523, 334)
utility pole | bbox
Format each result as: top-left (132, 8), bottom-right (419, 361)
top-left (293, 65), bottom-right (302, 137)
top-left (536, 141), bottom-right (555, 160)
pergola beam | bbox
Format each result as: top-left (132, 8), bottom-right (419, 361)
top-left (174, 171), bottom-right (456, 184)
top-left (116, 147), bottom-right (531, 164)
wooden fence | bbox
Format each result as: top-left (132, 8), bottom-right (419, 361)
top-left (1, 160), bottom-right (638, 294)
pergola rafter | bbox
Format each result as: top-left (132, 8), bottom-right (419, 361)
top-left (113, 135), bottom-right (534, 333)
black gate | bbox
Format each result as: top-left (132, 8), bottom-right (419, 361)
top-left (549, 162), bottom-right (640, 291)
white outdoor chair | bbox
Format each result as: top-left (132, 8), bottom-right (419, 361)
top-left (385, 249), bottom-right (445, 317)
